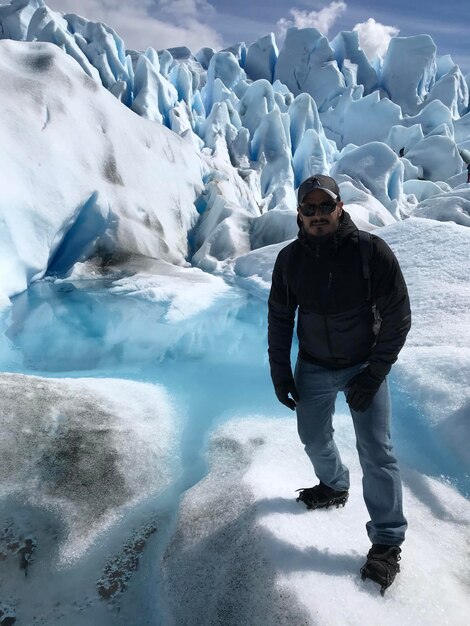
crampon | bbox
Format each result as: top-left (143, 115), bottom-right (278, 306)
top-left (295, 482), bottom-right (349, 510)
top-left (360, 544), bottom-right (401, 596)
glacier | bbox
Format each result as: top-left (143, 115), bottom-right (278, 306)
top-left (0, 0), bottom-right (469, 624)
top-left (1, 1), bottom-right (470, 300)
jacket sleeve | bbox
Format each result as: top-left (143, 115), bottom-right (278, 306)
top-left (368, 237), bottom-right (412, 380)
top-left (268, 247), bottom-right (298, 387)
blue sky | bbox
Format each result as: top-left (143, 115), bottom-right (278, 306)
top-left (46, 1), bottom-right (469, 74)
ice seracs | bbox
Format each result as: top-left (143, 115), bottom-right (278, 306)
top-left (331, 30), bottom-right (379, 96)
top-left (404, 132), bottom-right (464, 182)
top-left (381, 35), bottom-right (437, 116)
top-left (274, 27), bottom-right (346, 112)
top-left (1, 0), bottom-right (470, 309)
top-left (331, 142), bottom-right (405, 214)
top-left (0, 0), bottom-right (44, 41)
top-left (245, 33), bottom-right (278, 82)
top-left (426, 63), bottom-right (469, 119)
top-left (131, 49), bottom-right (178, 124)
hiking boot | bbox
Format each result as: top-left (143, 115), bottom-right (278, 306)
top-left (360, 544), bottom-right (401, 595)
top-left (295, 482), bottom-right (349, 510)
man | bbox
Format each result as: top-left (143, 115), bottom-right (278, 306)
top-left (268, 174), bottom-right (411, 594)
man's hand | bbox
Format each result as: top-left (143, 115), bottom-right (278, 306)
top-left (346, 367), bottom-right (383, 412)
top-left (274, 379), bottom-right (300, 411)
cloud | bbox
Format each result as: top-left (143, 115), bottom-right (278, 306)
top-left (277, 1), bottom-right (347, 39)
top-left (353, 18), bottom-right (399, 60)
top-left (46, 0), bottom-right (223, 52)
top-left (157, 0), bottom-right (215, 20)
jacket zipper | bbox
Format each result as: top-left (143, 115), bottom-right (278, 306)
top-left (324, 271), bottom-right (335, 359)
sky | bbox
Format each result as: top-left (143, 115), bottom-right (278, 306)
top-left (36, 0), bottom-right (470, 74)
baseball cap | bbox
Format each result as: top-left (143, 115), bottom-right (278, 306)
top-left (297, 175), bottom-right (340, 204)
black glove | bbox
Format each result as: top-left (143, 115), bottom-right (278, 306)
top-left (274, 379), bottom-right (300, 411)
top-left (346, 367), bottom-right (383, 412)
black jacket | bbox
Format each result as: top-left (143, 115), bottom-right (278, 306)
top-left (268, 212), bottom-right (411, 386)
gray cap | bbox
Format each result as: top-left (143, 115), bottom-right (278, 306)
top-left (297, 175), bottom-right (340, 204)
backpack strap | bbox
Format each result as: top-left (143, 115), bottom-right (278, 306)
top-left (282, 244), bottom-right (295, 308)
top-left (358, 230), bottom-right (372, 301)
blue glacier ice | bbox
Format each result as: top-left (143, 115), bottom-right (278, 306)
top-left (381, 35), bottom-right (437, 116)
top-left (331, 30), bottom-right (379, 95)
top-left (274, 27), bottom-right (345, 111)
top-left (331, 142), bottom-right (405, 211)
top-left (245, 33), bottom-right (278, 82)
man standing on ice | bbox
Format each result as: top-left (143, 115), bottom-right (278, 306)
top-left (268, 174), bottom-right (411, 594)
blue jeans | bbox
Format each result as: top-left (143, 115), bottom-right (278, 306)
top-left (294, 357), bottom-right (407, 546)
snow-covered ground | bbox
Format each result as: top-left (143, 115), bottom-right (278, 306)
top-left (163, 416), bottom-right (469, 626)
top-left (0, 1), bottom-right (469, 624)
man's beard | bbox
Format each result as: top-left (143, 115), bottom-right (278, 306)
top-left (302, 216), bottom-right (341, 241)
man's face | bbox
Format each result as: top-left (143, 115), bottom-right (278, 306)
top-left (297, 189), bottom-right (343, 238)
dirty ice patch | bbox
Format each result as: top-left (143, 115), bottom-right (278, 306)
top-left (162, 416), bottom-right (470, 625)
top-left (108, 260), bottom-right (230, 322)
top-left (0, 373), bottom-right (179, 562)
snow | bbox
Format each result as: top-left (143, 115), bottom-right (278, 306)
top-left (379, 219), bottom-right (470, 455)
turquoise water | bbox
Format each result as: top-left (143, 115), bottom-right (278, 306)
top-left (1, 277), bottom-right (467, 494)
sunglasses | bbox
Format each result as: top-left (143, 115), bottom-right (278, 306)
top-left (298, 201), bottom-right (338, 216)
